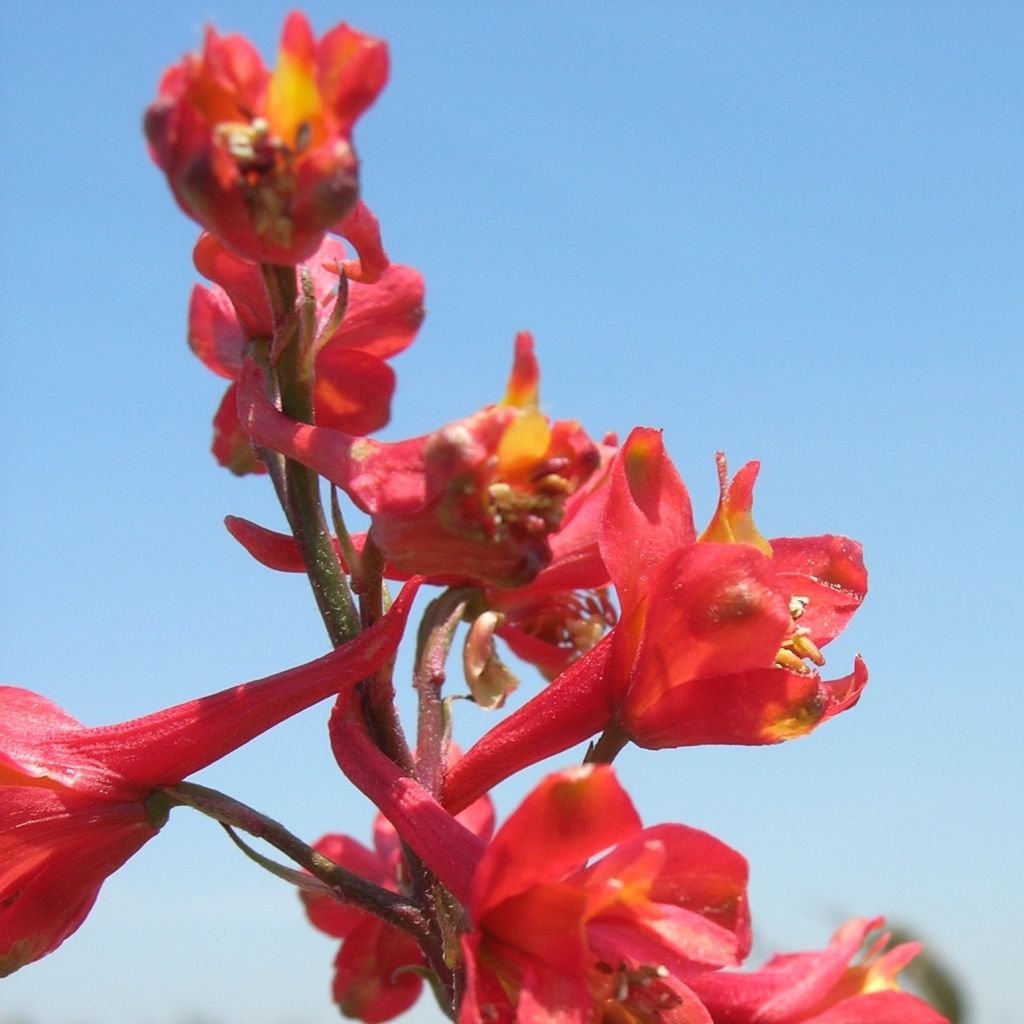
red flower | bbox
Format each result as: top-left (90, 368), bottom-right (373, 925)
top-left (322, 715), bottom-right (751, 1024)
top-left (188, 230), bottom-right (424, 473)
top-left (687, 917), bottom-right (948, 1023)
top-left (444, 430), bottom-right (867, 813)
top-left (303, 793), bottom-right (494, 1022)
top-left (599, 436), bottom-right (867, 749)
top-left (458, 765), bottom-right (750, 1023)
top-left (145, 12), bottom-right (387, 264)
top-left (239, 332), bottom-right (601, 587)
top-left (0, 583), bottom-right (417, 976)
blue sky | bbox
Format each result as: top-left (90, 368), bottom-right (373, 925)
top-left (1, 3), bottom-right (1021, 1022)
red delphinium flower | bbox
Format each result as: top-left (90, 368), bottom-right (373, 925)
top-left (188, 230), bottom-right (424, 473)
top-left (457, 765), bottom-right (750, 1023)
top-left (223, 430), bottom-right (619, 678)
top-left (444, 429), bottom-right (867, 813)
top-left (239, 332), bottom-right (601, 587)
top-left (302, 791), bottom-right (494, 1022)
top-left (324, 712), bottom-right (750, 1024)
top-left (0, 582), bottom-right (417, 976)
top-left (687, 917), bottom-right (948, 1023)
top-left (596, 433), bottom-right (867, 749)
top-left (145, 12), bottom-right (387, 265)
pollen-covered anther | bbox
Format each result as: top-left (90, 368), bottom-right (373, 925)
top-left (486, 481), bottom-right (564, 535)
top-left (776, 628), bottom-right (826, 673)
top-left (774, 595), bottom-right (825, 673)
top-left (535, 472), bottom-right (573, 495)
top-left (599, 961), bottom-right (681, 1022)
top-left (216, 118), bottom-right (284, 172)
top-left (568, 614), bottom-right (607, 653)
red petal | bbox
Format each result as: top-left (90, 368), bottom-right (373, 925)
top-left (497, 623), bottom-right (578, 679)
top-left (482, 882), bottom-right (591, 977)
top-left (770, 535), bottom-right (867, 647)
top-left (459, 933), bottom-right (517, 1024)
top-left (316, 28), bottom-right (389, 135)
top-left (621, 543), bottom-right (791, 722)
top-left (688, 918), bottom-right (880, 1022)
top-left (471, 765), bottom-right (641, 920)
top-left (187, 284), bottom-right (245, 378)
top-left (585, 823), bottom-right (751, 960)
top-left (6, 580), bottom-right (419, 799)
top-left (600, 428), bottom-right (695, 621)
top-left (502, 332), bottom-right (540, 409)
top-left (213, 382), bottom-right (265, 475)
top-left (805, 991), bottom-right (949, 1024)
top-left (224, 516), bottom-right (308, 572)
top-left (331, 916), bottom-right (425, 1023)
top-left (333, 199), bottom-right (389, 283)
top-left (301, 834), bottom-right (390, 939)
top-left (0, 788), bottom-right (157, 976)
top-left (625, 663), bottom-right (849, 750)
top-left (192, 233), bottom-right (272, 337)
top-left (200, 28), bottom-right (267, 111)
top-left (514, 947), bottom-right (592, 1023)
top-left (313, 347), bottom-right (396, 435)
top-left (328, 264), bottom-right (425, 359)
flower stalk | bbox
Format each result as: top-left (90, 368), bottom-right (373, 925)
top-left (166, 782), bottom-right (427, 939)
top-left (261, 262), bottom-right (359, 647)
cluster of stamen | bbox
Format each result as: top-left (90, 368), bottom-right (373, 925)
top-left (594, 961), bottom-right (682, 1023)
top-left (515, 590), bottom-right (616, 668)
top-left (215, 116), bottom-right (308, 245)
top-left (775, 594), bottom-right (825, 673)
top-left (486, 456), bottom-right (577, 541)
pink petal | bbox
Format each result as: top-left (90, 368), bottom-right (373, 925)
top-left (600, 428), bottom-right (695, 622)
top-left (187, 283), bottom-right (245, 378)
top-left (471, 766), bottom-right (641, 920)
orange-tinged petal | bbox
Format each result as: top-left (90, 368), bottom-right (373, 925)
top-left (313, 348), bottom-right (396, 435)
top-left (331, 916), bottom-right (424, 1022)
top-left (600, 427), bottom-right (695, 624)
top-left (266, 12), bottom-right (324, 150)
top-left (698, 453), bottom-right (772, 556)
top-left (500, 331), bottom-right (540, 410)
top-left (316, 23), bottom-right (389, 132)
top-left (471, 765), bottom-right (641, 919)
top-left (213, 382), bottom-right (265, 476)
top-left (621, 543), bottom-right (791, 720)
top-left (334, 200), bottom-right (389, 283)
top-left (496, 411), bottom-right (552, 476)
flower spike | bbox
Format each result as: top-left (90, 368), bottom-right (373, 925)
top-left (239, 335), bottom-right (600, 587)
top-left (145, 13), bottom-right (388, 264)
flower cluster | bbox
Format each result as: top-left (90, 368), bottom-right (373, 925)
top-left (1, 11), bottom-right (951, 1024)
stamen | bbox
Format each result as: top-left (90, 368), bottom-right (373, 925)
top-left (775, 597), bottom-right (825, 672)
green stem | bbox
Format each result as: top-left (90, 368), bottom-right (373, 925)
top-left (355, 535), bottom-right (413, 771)
top-left (413, 588), bottom-right (474, 796)
top-left (585, 719), bottom-right (629, 765)
top-left (165, 782), bottom-right (427, 940)
top-left (261, 263), bottom-right (358, 647)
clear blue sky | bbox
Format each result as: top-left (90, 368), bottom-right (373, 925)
top-left (1, 3), bottom-right (1021, 1022)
